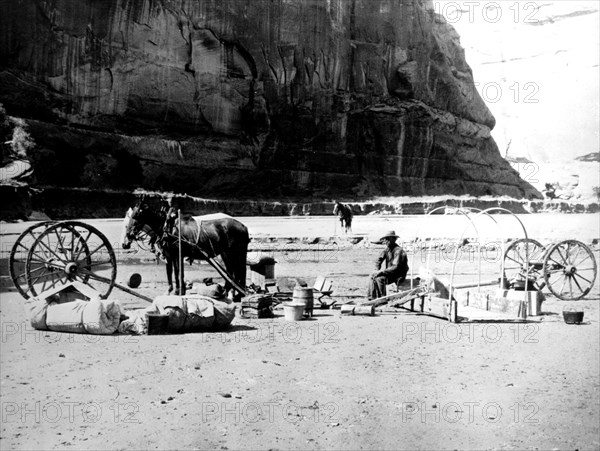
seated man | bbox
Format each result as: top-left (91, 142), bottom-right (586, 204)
top-left (367, 230), bottom-right (409, 300)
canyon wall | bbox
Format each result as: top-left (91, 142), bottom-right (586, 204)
top-left (0, 0), bottom-right (540, 208)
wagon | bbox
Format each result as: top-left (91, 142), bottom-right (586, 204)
top-left (434, 207), bottom-right (598, 302)
top-left (8, 221), bottom-right (151, 302)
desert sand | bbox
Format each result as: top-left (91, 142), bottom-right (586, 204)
top-left (0, 214), bottom-right (598, 450)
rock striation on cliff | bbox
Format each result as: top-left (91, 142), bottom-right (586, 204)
top-left (0, 0), bottom-right (540, 202)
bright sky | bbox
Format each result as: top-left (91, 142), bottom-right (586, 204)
top-left (433, 0), bottom-right (600, 163)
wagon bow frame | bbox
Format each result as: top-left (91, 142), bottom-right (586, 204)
top-left (438, 207), bottom-right (597, 302)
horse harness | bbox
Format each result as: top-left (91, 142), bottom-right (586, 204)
top-left (160, 209), bottom-right (220, 262)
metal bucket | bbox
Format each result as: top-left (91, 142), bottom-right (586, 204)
top-left (146, 313), bottom-right (170, 335)
top-left (283, 304), bottom-right (305, 321)
top-left (293, 286), bottom-right (314, 318)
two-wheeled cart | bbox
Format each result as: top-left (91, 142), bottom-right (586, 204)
top-left (9, 221), bottom-right (152, 302)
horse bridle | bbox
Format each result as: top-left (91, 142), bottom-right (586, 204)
top-left (126, 204), bottom-right (161, 251)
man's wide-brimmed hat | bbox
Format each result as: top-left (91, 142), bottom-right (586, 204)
top-left (379, 230), bottom-right (399, 241)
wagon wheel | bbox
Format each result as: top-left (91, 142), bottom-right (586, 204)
top-left (543, 240), bottom-right (598, 300)
top-left (502, 238), bottom-right (546, 289)
top-left (9, 221), bottom-right (56, 299)
top-left (25, 221), bottom-right (117, 299)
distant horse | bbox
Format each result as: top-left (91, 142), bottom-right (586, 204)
top-left (333, 201), bottom-right (353, 234)
top-left (121, 198), bottom-right (249, 298)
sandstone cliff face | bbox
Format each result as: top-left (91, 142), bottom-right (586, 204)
top-left (0, 0), bottom-right (540, 200)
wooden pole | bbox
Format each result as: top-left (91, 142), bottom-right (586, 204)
top-left (178, 209), bottom-right (185, 295)
top-left (113, 281), bottom-right (154, 303)
top-left (450, 278), bottom-right (500, 290)
top-left (389, 292), bottom-right (426, 308)
top-left (359, 287), bottom-right (426, 307)
top-left (81, 274), bottom-right (154, 303)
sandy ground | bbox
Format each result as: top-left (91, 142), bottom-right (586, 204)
top-left (0, 214), bottom-right (599, 450)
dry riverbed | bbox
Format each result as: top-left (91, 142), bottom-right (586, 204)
top-left (0, 215), bottom-right (598, 450)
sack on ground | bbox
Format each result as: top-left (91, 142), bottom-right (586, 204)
top-left (153, 295), bottom-right (187, 313)
top-left (213, 301), bottom-right (236, 330)
top-left (164, 306), bottom-right (187, 333)
top-left (184, 296), bottom-right (216, 332)
top-left (188, 282), bottom-right (226, 300)
top-left (46, 300), bottom-right (88, 333)
top-left (82, 298), bottom-right (122, 335)
top-left (24, 296), bottom-right (49, 330)
top-left (118, 308), bottom-right (149, 335)
top-left (184, 313), bottom-right (216, 332)
top-left (151, 295), bottom-right (235, 332)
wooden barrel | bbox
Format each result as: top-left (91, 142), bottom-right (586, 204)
top-left (293, 286), bottom-right (314, 318)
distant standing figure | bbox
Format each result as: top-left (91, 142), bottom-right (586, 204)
top-left (333, 201), bottom-right (353, 234)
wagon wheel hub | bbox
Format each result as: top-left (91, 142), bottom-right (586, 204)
top-left (64, 262), bottom-right (79, 276)
top-left (565, 265), bottom-right (576, 275)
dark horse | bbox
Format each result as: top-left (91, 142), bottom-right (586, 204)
top-left (333, 201), bottom-right (353, 234)
top-left (121, 198), bottom-right (249, 298)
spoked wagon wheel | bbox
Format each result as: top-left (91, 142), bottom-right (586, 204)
top-left (25, 221), bottom-right (117, 299)
top-left (543, 239), bottom-right (598, 300)
top-left (502, 238), bottom-right (546, 289)
top-left (9, 221), bottom-right (55, 299)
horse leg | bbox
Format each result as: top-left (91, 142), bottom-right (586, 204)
top-left (220, 249), bottom-right (246, 302)
top-left (231, 251), bottom-right (247, 302)
top-left (219, 253), bottom-right (235, 301)
top-left (172, 252), bottom-right (183, 295)
top-left (165, 258), bottom-right (174, 294)
top-left (234, 235), bottom-right (249, 300)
